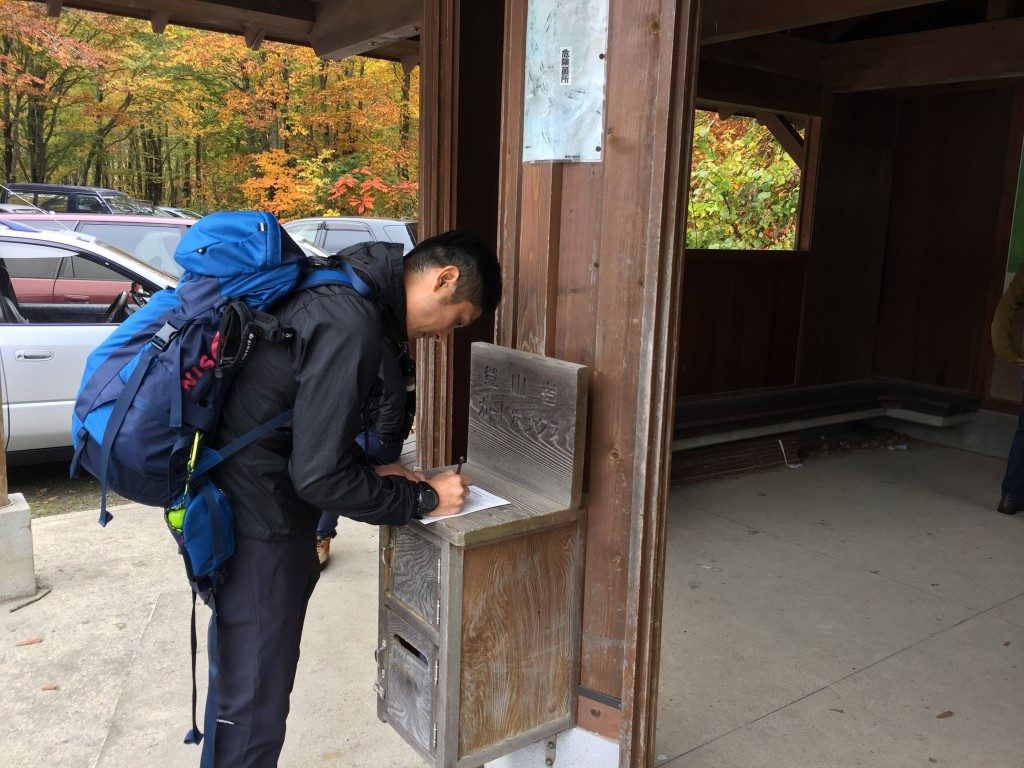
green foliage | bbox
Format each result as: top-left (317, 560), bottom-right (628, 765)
top-left (687, 111), bottom-right (801, 250)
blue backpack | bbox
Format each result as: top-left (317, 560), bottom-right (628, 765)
top-left (70, 210), bottom-right (373, 588)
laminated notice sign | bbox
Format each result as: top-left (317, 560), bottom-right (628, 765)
top-left (523, 0), bottom-right (608, 163)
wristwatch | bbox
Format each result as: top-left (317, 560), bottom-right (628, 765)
top-left (414, 481), bottom-right (439, 518)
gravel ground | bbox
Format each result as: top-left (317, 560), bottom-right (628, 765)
top-left (6, 461), bottom-right (129, 517)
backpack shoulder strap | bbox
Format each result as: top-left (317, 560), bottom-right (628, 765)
top-left (296, 263), bottom-right (374, 298)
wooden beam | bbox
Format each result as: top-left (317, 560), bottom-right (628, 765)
top-left (38, 0), bottom-right (315, 48)
top-left (701, 0), bottom-right (944, 44)
top-left (697, 60), bottom-right (825, 117)
top-left (987, 0), bottom-right (1016, 20)
top-left (243, 23), bottom-right (266, 50)
top-left (756, 112), bottom-right (805, 168)
top-left (150, 10), bottom-right (170, 33)
top-left (701, 33), bottom-right (827, 82)
top-left (797, 116), bottom-right (822, 252)
top-left (309, 0), bottom-right (420, 61)
top-left (495, 0), bottom-right (528, 349)
top-left (829, 17), bottom-right (1024, 92)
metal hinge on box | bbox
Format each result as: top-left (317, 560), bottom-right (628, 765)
top-left (432, 722), bottom-right (438, 750)
top-left (436, 597), bottom-right (441, 624)
top-left (437, 557), bottom-right (442, 584)
top-left (545, 734), bottom-right (557, 766)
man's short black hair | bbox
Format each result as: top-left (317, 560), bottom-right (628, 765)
top-left (405, 229), bottom-right (502, 314)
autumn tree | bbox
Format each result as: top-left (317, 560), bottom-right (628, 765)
top-left (0, 4), bottom-right (420, 217)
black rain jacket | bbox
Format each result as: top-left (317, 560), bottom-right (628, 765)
top-left (211, 241), bottom-right (417, 541)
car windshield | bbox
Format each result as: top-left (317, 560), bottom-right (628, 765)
top-left (101, 193), bottom-right (157, 215)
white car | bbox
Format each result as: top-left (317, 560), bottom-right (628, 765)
top-left (0, 222), bottom-right (175, 463)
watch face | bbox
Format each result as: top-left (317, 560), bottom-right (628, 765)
top-left (419, 483), bottom-right (440, 514)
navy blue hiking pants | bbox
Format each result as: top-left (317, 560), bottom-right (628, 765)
top-left (1002, 382), bottom-right (1024, 501)
top-left (201, 534), bottom-right (320, 767)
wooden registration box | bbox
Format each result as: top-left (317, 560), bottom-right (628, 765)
top-left (376, 343), bottom-right (589, 767)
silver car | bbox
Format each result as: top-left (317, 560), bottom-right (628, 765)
top-left (0, 222), bottom-right (175, 463)
top-left (284, 217), bottom-right (417, 255)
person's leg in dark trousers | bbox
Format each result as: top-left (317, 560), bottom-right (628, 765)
top-left (205, 534), bottom-right (320, 767)
top-left (1000, 383), bottom-right (1024, 513)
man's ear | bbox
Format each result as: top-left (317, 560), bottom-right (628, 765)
top-left (436, 265), bottom-right (460, 292)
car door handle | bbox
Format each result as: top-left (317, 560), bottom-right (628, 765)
top-left (63, 294), bottom-right (90, 302)
top-left (15, 349), bottom-right (54, 361)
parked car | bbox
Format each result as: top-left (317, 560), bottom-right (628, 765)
top-left (283, 217), bottom-right (417, 255)
top-left (0, 221), bottom-right (176, 463)
top-left (0, 183), bottom-right (157, 215)
top-left (158, 206), bottom-right (203, 219)
top-left (0, 213), bottom-right (194, 280)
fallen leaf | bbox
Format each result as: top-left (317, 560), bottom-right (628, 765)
top-left (44, 496), bottom-right (59, 503)
top-left (936, 710), bottom-right (954, 719)
top-left (41, 683), bottom-right (59, 691)
top-left (829, 708), bottom-right (845, 713)
top-left (15, 637), bottom-right (43, 647)
top-left (1004, 641), bottom-right (1011, 647)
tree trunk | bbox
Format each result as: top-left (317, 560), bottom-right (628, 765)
top-left (25, 95), bottom-right (47, 182)
top-left (194, 135), bottom-right (202, 200)
top-left (399, 68), bottom-right (412, 181)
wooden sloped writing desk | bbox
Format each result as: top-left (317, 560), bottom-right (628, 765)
top-left (376, 342), bottom-right (589, 768)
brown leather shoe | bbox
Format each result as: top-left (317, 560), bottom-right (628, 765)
top-left (997, 495), bottom-right (1022, 515)
top-left (316, 536), bottom-right (332, 569)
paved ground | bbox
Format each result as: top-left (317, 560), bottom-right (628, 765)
top-left (657, 441), bottom-right (1024, 768)
top-left (0, 505), bottom-right (424, 768)
top-left (2, 440), bottom-right (1022, 768)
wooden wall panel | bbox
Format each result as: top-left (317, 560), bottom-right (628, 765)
top-left (515, 163), bottom-right (563, 354)
top-left (552, 163), bottom-right (602, 371)
top-left (458, 525), bottom-right (582, 756)
top-left (677, 250), bottom-right (807, 398)
top-left (872, 87), bottom-right (1015, 392)
top-left (798, 92), bottom-right (899, 386)
top-left (980, 85), bottom-right (1024, 403)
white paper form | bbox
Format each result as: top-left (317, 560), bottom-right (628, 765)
top-left (420, 485), bottom-right (511, 524)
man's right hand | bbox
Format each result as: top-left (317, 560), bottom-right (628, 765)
top-left (428, 470), bottom-right (470, 517)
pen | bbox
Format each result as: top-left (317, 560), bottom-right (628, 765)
top-left (456, 455), bottom-right (465, 475)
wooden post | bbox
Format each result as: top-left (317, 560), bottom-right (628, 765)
top-left (417, 0), bottom-right (504, 469)
top-left (496, 0), bottom-right (701, 764)
top-left (417, 0), bottom-right (459, 469)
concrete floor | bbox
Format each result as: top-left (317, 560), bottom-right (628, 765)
top-left (2, 441), bottom-right (1022, 767)
top-left (0, 505), bottom-right (424, 768)
top-left (657, 442), bottom-right (1024, 768)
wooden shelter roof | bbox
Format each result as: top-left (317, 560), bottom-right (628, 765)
top-left (34, 0), bottom-right (420, 62)
top-left (35, 1), bottom-right (1024, 110)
